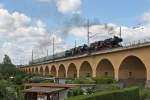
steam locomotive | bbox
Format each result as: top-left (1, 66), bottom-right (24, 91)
top-left (30, 36), bottom-right (122, 64)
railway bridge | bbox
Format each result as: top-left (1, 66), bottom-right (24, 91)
top-left (20, 42), bottom-right (150, 86)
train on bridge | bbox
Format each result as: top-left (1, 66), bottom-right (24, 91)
top-left (30, 36), bottom-right (122, 64)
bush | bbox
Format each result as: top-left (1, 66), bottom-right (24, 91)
top-left (29, 76), bottom-right (43, 83)
top-left (92, 77), bottom-right (117, 84)
top-left (29, 76), bottom-right (54, 83)
top-left (73, 77), bottom-right (94, 84)
top-left (66, 87), bottom-right (140, 100)
top-left (140, 88), bottom-right (150, 100)
top-left (42, 79), bottom-right (54, 83)
top-left (0, 80), bottom-right (18, 100)
top-left (66, 77), bottom-right (117, 85)
top-left (67, 88), bottom-right (84, 97)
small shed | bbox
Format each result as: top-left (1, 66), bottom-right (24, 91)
top-left (24, 83), bottom-right (74, 100)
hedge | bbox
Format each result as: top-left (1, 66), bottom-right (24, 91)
top-left (92, 77), bottom-right (117, 84)
top-left (66, 87), bottom-right (140, 100)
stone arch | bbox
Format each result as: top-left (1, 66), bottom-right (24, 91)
top-left (51, 65), bottom-right (56, 77)
top-left (79, 61), bottom-right (93, 77)
top-left (119, 55), bottom-right (147, 86)
top-left (35, 67), bottom-right (38, 74)
top-left (96, 59), bottom-right (114, 78)
top-left (32, 68), bottom-right (34, 73)
top-left (40, 66), bottom-right (44, 75)
top-left (28, 68), bottom-right (31, 74)
top-left (67, 63), bottom-right (77, 79)
top-left (45, 66), bottom-right (49, 75)
top-left (58, 64), bottom-right (66, 78)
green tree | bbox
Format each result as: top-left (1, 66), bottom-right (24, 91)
top-left (0, 54), bottom-right (16, 79)
top-left (0, 80), bottom-right (17, 100)
top-left (3, 54), bottom-right (12, 65)
top-left (0, 54), bottom-right (29, 100)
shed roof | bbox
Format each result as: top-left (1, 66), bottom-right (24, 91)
top-left (24, 83), bottom-right (74, 88)
top-left (24, 87), bottom-right (65, 93)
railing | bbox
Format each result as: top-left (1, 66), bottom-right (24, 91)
top-left (123, 38), bottom-right (150, 48)
top-left (28, 38), bottom-right (150, 66)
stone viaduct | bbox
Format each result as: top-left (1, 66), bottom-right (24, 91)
top-left (20, 42), bottom-right (150, 86)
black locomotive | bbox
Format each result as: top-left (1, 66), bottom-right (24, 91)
top-left (65, 36), bottom-right (122, 56)
top-left (30, 36), bottom-right (122, 64)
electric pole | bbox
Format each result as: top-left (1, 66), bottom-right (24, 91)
top-left (75, 40), bottom-right (77, 48)
top-left (47, 49), bottom-right (48, 56)
top-left (31, 49), bottom-right (33, 63)
top-left (119, 26), bottom-right (122, 38)
top-left (87, 20), bottom-right (90, 45)
top-left (52, 37), bottom-right (55, 59)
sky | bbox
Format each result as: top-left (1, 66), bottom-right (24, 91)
top-left (0, 0), bottom-right (150, 65)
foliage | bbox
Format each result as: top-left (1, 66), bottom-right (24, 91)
top-left (140, 88), bottom-right (150, 100)
top-left (29, 76), bottom-right (43, 83)
top-left (73, 77), bottom-right (94, 84)
top-left (42, 79), bottom-right (54, 83)
top-left (0, 54), bottom-right (32, 100)
top-left (92, 77), bottom-right (117, 84)
top-left (66, 87), bottom-right (140, 100)
top-left (3, 54), bottom-right (12, 65)
top-left (0, 62), bottom-right (16, 79)
top-left (66, 77), bottom-right (117, 85)
top-left (67, 88), bottom-right (84, 97)
top-left (0, 80), bottom-right (17, 100)
top-left (86, 88), bottom-right (95, 94)
top-left (29, 76), bottom-right (54, 83)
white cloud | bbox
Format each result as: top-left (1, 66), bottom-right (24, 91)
top-left (69, 24), bottom-right (117, 41)
top-left (37, 0), bottom-right (82, 14)
top-left (1, 5), bottom-right (150, 65)
top-left (142, 10), bottom-right (150, 23)
top-left (69, 18), bottom-right (150, 45)
top-left (0, 8), bottom-right (65, 64)
top-left (56, 0), bottom-right (81, 14)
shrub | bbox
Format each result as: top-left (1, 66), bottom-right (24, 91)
top-left (66, 87), bottom-right (140, 100)
top-left (92, 77), bottom-right (117, 84)
top-left (67, 88), bottom-right (84, 97)
top-left (140, 88), bottom-right (150, 100)
top-left (66, 77), bottom-right (117, 85)
top-left (42, 79), bottom-right (54, 83)
top-left (65, 79), bottom-right (74, 84)
top-left (73, 77), bottom-right (94, 84)
top-left (0, 80), bottom-right (18, 100)
top-left (29, 76), bottom-right (43, 83)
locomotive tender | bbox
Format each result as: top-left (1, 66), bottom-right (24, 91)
top-left (30, 36), bottom-right (123, 64)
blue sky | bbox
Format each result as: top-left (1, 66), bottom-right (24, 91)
top-left (1, 0), bottom-right (150, 26)
top-left (0, 0), bottom-right (150, 64)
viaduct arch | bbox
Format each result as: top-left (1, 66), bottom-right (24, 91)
top-left (45, 66), bottom-right (49, 75)
top-left (79, 61), bottom-right (93, 77)
top-left (51, 65), bottom-right (56, 77)
top-left (119, 55), bottom-right (147, 86)
top-left (58, 64), bottom-right (66, 78)
top-left (96, 59), bottom-right (114, 78)
top-left (67, 63), bottom-right (77, 79)
top-left (40, 67), bottom-right (44, 75)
